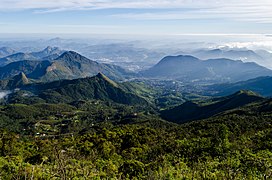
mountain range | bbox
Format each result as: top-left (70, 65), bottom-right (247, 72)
top-left (31, 46), bottom-right (64, 59)
top-left (0, 46), bottom-right (65, 66)
top-left (1, 46), bottom-right (272, 99)
top-left (190, 48), bottom-right (272, 69)
top-left (192, 49), bottom-right (263, 61)
top-left (208, 76), bottom-right (272, 97)
top-left (0, 53), bottom-right (38, 66)
top-left (0, 51), bottom-right (132, 83)
top-left (0, 47), bottom-right (16, 58)
top-left (142, 55), bottom-right (272, 83)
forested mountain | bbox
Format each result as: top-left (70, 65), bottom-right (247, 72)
top-left (6, 73), bottom-right (148, 105)
top-left (0, 72), bottom-right (30, 89)
top-left (0, 87), bottom-right (271, 179)
top-left (142, 55), bottom-right (272, 83)
top-left (43, 51), bottom-right (132, 81)
top-left (0, 45), bottom-right (271, 179)
top-left (0, 51), bottom-right (133, 83)
top-left (161, 90), bottom-right (264, 123)
top-left (0, 60), bottom-right (51, 80)
top-left (208, 76), bottom-right (272, 97)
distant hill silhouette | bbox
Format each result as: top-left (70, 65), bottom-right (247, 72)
top-left (142, 55), bottom-right (272, 83)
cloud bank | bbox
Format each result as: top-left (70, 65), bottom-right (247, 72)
top-left (0, 0), bottom-right (272, 23)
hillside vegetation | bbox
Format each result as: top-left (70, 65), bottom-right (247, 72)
top-left (0, 53), bottom-right (271, 179)
top-left (0, 98), bottom-right (271, 179)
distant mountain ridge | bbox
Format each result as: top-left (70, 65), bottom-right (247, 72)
top-left (192, 49), bottom-right (263, 61)
top-left (31, 46), bottom-right (64, 59)
top-left (0, 47), bottom-right (16, 58)
top-left (0, 53), bottom-right (38, 66)
top-left (208, 76), bottom-right (272, 97)
top-left (191, 48), bottom-right (272, 69)
top-left (142, 55), bottom-right (272, 83)
top-left (0, 46), bottom-right (65, 66)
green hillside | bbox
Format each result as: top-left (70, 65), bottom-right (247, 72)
top-left (161, 90), bottom-right (264, 123)
top-left (0, 51), bottom-right (133, 84)
top-left (40, 51), bottom-right (133, 81)
top-left (0, 92), bottom-right (271, 179)
top-left (7, 73), bottom-right (149, 106)
top-left (0, 72), bottom-right (30, 89)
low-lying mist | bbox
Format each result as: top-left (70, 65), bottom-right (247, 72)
top-left (0, 91), bottom-right (11, 99)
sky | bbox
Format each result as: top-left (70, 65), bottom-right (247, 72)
top-left (0, 0), bottom-right (272, 35)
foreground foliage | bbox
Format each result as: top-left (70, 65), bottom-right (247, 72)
top-left (0, 101), bottom-right (271, 179)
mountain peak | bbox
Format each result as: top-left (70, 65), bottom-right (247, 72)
top-left (43, 46), bottom-right (60, 53)
top-left (56, 51), bottom-right (93, 64)
top-left (23, 74), bottom-right (147, 105)
top-left (35, 46), bottom-right (62, 56)
top-left (43, 46), bottom-right (57, 53)
top-left (142, 54), bottom-right (200, 77)
top-left (62, 51), bottom-right (78, 55)
top-left (166, 55), bottom-right (199, 60)
top-left (96, 72), bottom-right (118, 87)
top-left (96, 72), bottom-right (106, 78)
top-left (58, 51), bottom-right (81, 59)
top-left (16, 72), bottom-right (29, 84)
top-left (233, 90), bottom-right (261, 97)
top-left (44, 46), bottom-right (53, 51)
top-left (158, 55), bottom-right (200, 64)
top-left (3, 72), bottom-right (30, 89)
top-left (28, 46), bottom-right (63, 60)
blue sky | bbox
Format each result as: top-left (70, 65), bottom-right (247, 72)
top-left (0, 0), bottom-right (272, 35)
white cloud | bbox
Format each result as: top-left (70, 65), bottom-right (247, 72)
top-left (0, 0), bottom-right (206, 10)
top-left (111, 1), bottom-right (272, 24)
top-left (0, 0), bottom-right (270, 10)
top-left (1, 0), bottom-right (272, 23)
